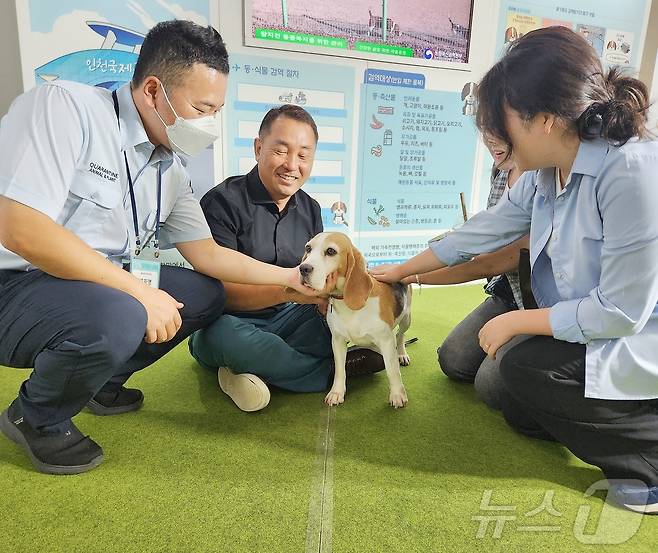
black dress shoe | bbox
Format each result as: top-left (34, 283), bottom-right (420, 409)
top-left (0, 400), bottom-right (103, 475)
top-left (345, 347), bottom-right (386, 377)
top-left (86, 386), bottom-right (144, 416)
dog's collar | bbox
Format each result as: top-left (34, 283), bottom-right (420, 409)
top-left (328, 293), bottom-right (343, 313)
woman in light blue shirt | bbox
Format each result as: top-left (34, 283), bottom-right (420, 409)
top-left (373, 26), bottom-right (658, 514)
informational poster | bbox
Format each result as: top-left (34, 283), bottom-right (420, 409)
top-left (14, 0), bottom-right (215, 200)
top-left (356, 69), bottom-right (478, 265)
top-left (225, 54), bottom-right (356, 232)
top-left (496, 0), bottom-right (651, 70)
top-left (244, 0), bottom-right (474, 67)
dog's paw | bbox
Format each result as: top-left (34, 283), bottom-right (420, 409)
top-left (388, 387), bottom-right (408, 408)
top-left (398, 353), bottom-right (410, 366)
top-left (325, 388), bottom-right (345, 406)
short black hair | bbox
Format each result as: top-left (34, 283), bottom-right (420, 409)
top-left (132, 20), bottom-right (229, 88)
top-left (259, 105), bottom-right (319, 143)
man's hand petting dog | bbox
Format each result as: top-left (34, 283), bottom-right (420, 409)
top-left (285, 266), bottom-right (319, 296)
top-left (285, 271), bottom-right (338, 315)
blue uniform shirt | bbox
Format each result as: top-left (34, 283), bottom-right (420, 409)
top-left (0, 81), bottom-right (211, 271)
top-left (431, 138), bottom-right (658, 400)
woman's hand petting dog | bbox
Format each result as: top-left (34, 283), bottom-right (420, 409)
top-left (369, 263), bottom-right (403, 284)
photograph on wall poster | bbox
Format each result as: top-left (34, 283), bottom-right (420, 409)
top-left (247, 0), bottom-right (474, 65)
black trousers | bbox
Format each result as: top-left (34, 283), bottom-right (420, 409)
top-left (499, 336), bottom-right (658, 486)
top-left (0, 266), bottom-right (225, 432)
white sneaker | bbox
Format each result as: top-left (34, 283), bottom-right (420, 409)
top-left (218, 367), bottom-right (270, 412)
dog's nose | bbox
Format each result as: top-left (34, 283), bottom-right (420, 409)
top-left (299, 264), bottom-right (313, 277)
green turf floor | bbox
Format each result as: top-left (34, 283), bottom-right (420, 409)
top-left (1, 285), bottom-right (657, 552)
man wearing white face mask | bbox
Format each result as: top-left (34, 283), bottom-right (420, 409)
top-left (154, 80), bottom-right (221, 157)
top-left (0, 20), bottom-right (320, 475)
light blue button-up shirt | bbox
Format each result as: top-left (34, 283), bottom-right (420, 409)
top-left (0, 81), bottom-right (211, 271)
top-left (431, 138), bottom-right (658, 400)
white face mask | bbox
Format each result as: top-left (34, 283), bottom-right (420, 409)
top-left (154, 82), bottom-right (221, 156)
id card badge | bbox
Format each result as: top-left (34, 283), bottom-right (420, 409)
top-left (130, 245), bottom-right (161, 289)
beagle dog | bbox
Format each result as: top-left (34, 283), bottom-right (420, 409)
top-left (299, 232), bottom-right (411, 408)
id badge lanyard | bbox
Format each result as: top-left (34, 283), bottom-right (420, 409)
top-left (112, 89), bottom-right (162, 288)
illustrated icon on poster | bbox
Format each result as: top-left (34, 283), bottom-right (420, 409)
top-left (604, 29), bottom-right (634, 65)
top-left (367, 205), bottom-right (390, 227)
top-left (371, 145), bottom-right (383, 157)
top-left (378, 106), bottom-right (394, 115)
top-left (294, 91), bottom-right (307, 105)
top-left (383, 129), bottom-right (393, 146)
top-left (461, 82), bottom-right (477, 116)
top-left (277, 91), bottom-right (308, 105)
top-left (331, 201), bottom-right (349, 226)
top-left (504, 26), bottom-right (519, 43)
top-left (370, 114), bottom-right (384, 129)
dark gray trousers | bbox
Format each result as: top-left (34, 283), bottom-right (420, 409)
top-left (500, 336), bottom-right (658, 486)
top-left (0, 266), bottom-right (225, 432)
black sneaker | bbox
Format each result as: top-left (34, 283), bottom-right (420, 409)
top-left (86, 386), bottom-right (144, 416)
top-left (345, 347), bottom-right (386, 377)
top-left (0, 400), bottom-right (103, 475)
top-left (610, 483), bottom-right (658, 515)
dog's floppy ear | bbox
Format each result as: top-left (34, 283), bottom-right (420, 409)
top-left (301, 241), bottom-right (313, 263)
top-left (343, 245), bottom-right (373, 310)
